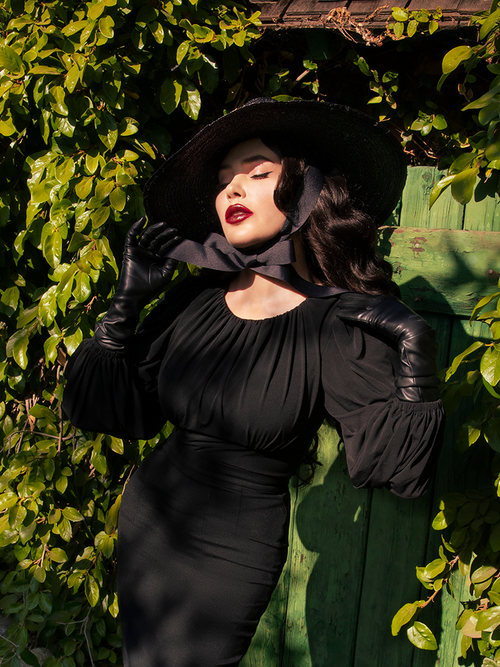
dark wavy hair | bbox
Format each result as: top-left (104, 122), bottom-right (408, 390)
top-left (273, 157), bottom-right (400, 483)
top-left (274, 156), bottom-right (400, 298)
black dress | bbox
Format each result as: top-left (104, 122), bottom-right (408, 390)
top-left (63, 276), bottom-right (444, 667)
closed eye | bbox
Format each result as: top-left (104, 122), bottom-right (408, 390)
top-left (251, 171), bottom-right (272, 180)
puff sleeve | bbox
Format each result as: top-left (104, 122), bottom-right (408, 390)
top-left (321, 311), bottom-right (445, 499)
top-left (62, 277), bottom-right (203, 440)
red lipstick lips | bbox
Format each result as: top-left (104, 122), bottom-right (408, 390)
top-left (225, 204), bottom-right (253, 224)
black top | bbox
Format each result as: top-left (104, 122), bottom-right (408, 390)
top-left (63, 276), bottom-right (444, 499)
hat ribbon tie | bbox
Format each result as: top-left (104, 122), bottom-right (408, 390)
top-left (162, 165), bottom-right (349, 297)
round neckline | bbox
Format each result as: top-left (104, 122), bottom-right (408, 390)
top-left (219, 288), bottom-right (309, 322)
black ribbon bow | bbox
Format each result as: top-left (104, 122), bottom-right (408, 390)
top-left (166, 165), bottom-right (348, 298)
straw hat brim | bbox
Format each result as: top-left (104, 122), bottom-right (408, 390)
top-left (143, 98), bottom-right (407, 243)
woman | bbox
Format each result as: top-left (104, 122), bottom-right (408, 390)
top-left (63, 98), bottom-right (444, 667)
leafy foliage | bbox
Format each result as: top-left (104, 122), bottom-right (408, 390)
top-left (429, 1), bottom-right (500, 206)
top-left (392, 282), bottom-right (500, 665)
top-left (0, 0), bottom-right (260, 664)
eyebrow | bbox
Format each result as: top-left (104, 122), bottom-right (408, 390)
top-left (218, 154), bottom-right (277, 172)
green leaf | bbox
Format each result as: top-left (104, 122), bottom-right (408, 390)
top-left (85, 575), bottom-right (99, 607)
top-left (43, 230), bottom-right (63, 268)
top-left (49, 547), bottom-right (69, 563)
top-left (479, 7), bottom-right (500, 40)
top-left (29, 404), bottom-right (56, 422)
top-left (95, 530), bottom-right (115, 558)
top-left (481, 346), bottom-right (500, 386)
top-left (88, 1), bottom-right (105, 20)
top-left (180, 82), bottom-right (201, 120)
top-left (0, 490), bottom-right (18, 512)
top-left (391, 601), bottom-right (420, 635)
top-left (472, 565), bottom-right (498, 584)
top-left (442, 46), bottom-right (472, 75)
top-left (105, 495), bottom-right (121, 534)
top-left (1, 286), bottom-right (20, 316)
top-left (393, 22), bottom-right (404, 38)
top-left (477, 606), bottom-right (500, 631)
top-left (39, 285), bottom-right (58, 327)
top-left (109, 187), bottom-right (126, 211)
top-left (55, 159), bottom-right (76, 185)
top-left (91, 205), bottom-right (111, 228)
top-left (407, 621), bottom-right (438, 650)
top-left (99, 15), bottom-right (114, 38)
top-left (95, 112), bottom-right (118, 150)
top-left (0, 116), bottom-right (16, 136)
top-left (20, 650), bottom-right (39, 667)
top-left (0, 45), bottom-right (25, 76)
top-left (176, 41), bottom-right (190, 65)
top-left (85, 154), bottom-right (100, 174)
top-left (464, 85), bottom-right (500, 111)
top-left (429, 174), bottom-right (454, 208)
top-left (56, 475), bottom-right (69, 495)
top-left (6, 329), bottom-right (30, 369)
top-left (483, 376), bottom-right (500, 399)
top-left (407, 20), bottom-right (418, 37)
top-left (64, 328), bottom-right (83, 355)
top-left (91, 449), bottom-right (108, 475)
top-left (73, 272), bottom-right (92, 302)
top-left (433, 114), bottom-right (447, 130)
top-left (65, 64), bottom-right (80, 94)
top-left (392, 8), bottom-right (408, 21)
top-left (75, 176), bottom-right (94, 200)
top-left (450, 167), bottom-right (479, 205)
top-left (62, 507), bottom-right (84, 522)
top-left (160, 78), bottom-right (182, 114)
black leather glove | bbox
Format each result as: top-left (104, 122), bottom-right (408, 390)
top-left (94, 218), bottom-right (181, 351)
top-left (337, 293), bottom-right (440, 402)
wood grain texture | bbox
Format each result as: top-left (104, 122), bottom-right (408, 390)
top-left (379, 226), bottom-right (500, 316)
top-left (399, 167), bottom-right (464, 230)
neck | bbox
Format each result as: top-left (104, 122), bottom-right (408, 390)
top-left (224, 235), bottom-right (321, 319)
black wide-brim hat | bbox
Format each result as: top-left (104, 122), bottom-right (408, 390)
top-left (143, 98), bottom-right (407, 243)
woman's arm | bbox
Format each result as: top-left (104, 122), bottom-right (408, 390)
top-left (322, 299), bottom-right (444, 499)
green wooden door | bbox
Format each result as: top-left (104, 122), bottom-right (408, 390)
top-left (240, 166), bottom-right (500, 667)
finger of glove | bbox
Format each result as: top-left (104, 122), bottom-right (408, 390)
top-left (139, 223), bottom-right (177, 252)
top-left (155, 234), bottom-right (182, 257)
top-left (125, 218), bottom-right (147, 247)
top-left (159, 258), bottom-right (178, 280)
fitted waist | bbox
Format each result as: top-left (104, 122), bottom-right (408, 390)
top-left (166, 428), bottom-right (293, 494)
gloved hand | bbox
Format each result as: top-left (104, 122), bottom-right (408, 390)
top-left (95, 218), bottom-right (181, 351)
top-left (337, 293), bottom-right (440, 402)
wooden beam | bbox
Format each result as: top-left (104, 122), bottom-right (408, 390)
top-left (378, 226), bottom-right (500, 316)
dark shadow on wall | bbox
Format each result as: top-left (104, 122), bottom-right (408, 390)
top-left (295, 434), bottom-right (439, 667)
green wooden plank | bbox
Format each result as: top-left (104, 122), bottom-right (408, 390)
top-left (354, 313), bottom-right (452, 667)
top-left (464, 177), bottom-right (500, 231)
top-left (353, 490), bottom-right (436, 667)
top-left (378, 227), bottom-right (500, 316)
top-left (399, 167), bottom-right (464, 230)
top-left (412, 316), bottom-right (491, 667)
top-left (282, 425), bottom-right (371, 667)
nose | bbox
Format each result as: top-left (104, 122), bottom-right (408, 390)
top-left (225, 173), bottom-right (246, 199)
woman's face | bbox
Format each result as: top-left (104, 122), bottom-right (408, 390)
top-left (215, 138), bottom-right (286, 249)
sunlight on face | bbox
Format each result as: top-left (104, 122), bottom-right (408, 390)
top-left (215, 138), bottom-right (286, 249)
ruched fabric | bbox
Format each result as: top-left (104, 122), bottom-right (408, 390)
top-left (63, 276), bottom-right (444, 666)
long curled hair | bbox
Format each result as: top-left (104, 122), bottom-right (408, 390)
top-left (273, 157), bottom-right (400, 483)
top-left (274, 156), bottom-right (400, 298)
